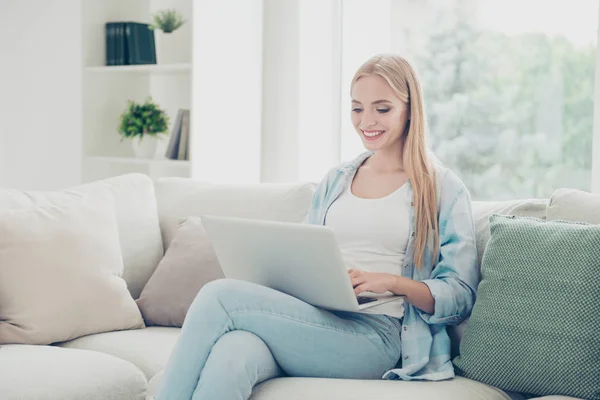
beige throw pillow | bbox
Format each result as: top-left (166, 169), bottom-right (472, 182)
top-left (0, 195), bottom-right (145, 345)
top-left (547, 188), bottom-right (600, 224)
top-left (136, 217), bottom-right (224, 327)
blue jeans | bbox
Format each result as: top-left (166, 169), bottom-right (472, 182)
top-left (156, 279), bottom-right (403, 400)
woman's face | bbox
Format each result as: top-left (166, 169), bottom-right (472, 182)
top-left (350, 74), bottom-right (409, 153)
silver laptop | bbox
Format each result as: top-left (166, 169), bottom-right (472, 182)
top-left (200, 215), bottom-right (404, 313)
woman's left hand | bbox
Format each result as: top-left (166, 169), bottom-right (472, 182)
top-left (348, 269), bottom-right (395, 295)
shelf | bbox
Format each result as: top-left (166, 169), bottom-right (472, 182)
top-left (85, 63), bottom-right (191, 74)
top-left (86, 155), bottom-right (190, 165)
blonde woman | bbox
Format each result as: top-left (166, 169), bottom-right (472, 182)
top-left (156, 54), bottom-right (479, 400)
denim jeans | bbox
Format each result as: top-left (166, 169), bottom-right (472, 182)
top-left (155, 279), bottom-right (403, 400)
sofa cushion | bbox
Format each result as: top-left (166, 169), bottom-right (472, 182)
top-left (155, 178), bottom-right (315, 251)
top-left (136, 217), bottom-right (225, 327)
top-left (251, 377), bottom-right (511, 400)
top-left (146, 373), bottom-right (510, 400)
top-left (55, 326), bottom-right (180, 380)
top-left (147, 370), bottom-right (164, 400)
top-left (0, 173), bottom-right (163, 299)
top-left (529, 397), bottom-right (584, 400)
top-left (547, 188), bottom-right (600, 224)
top-left (0, 344), bottom-right (147, 400)
top-left (448, 199), bottom-right (548, 358)
top-left (528, 397), bottom-right (585, 400)
top-left (453, 215), bottom-right (600, 399)
top-left (471, 199), bottom-right (548, 269)
top-left (0, 195), bottom-right (144, 345)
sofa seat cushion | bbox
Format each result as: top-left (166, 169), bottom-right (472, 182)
top-left (0, 344), bottom-right (146, 400)
top-left (528, 397), bottom-right (584, 400)
top-left (146, 371), bottom-right (509, 400)
top-left (250, 376), bottom-right (510, 400)
top-left (55, 327), bottom-right (180, 380)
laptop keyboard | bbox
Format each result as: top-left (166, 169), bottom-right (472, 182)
top-left (357, 296), bottom-right (377, 305)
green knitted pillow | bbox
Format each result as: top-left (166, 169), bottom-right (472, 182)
top-left (453, 214), bottom-right (600, 399)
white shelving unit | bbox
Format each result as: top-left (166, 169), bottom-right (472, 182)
top-left (86, 155), bottom-right (190, 165)
top-left (81, 0), bottom-right (193, 183)
top-left (85, 63), bottom-right (192, 74)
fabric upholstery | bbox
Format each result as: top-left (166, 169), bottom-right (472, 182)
top-left (471, 198), bottom-right (548, 269)
top-left (448, 198), bottom-right (548, 358)
top-left (137, 217), bottom-right (224, 327)
top-left (547, 188), bottom-right (600, 224)
top-left (0, 344), bottom-right (147, 400)
top-left (146, 373), bottom-right (510, 400)
top-left (56, 326), bottom-right (180, 380)
top-left (154, 178), bottom-right (315, 251)
top-left (0, 194), bottom-right (144, 345)
top-left (0, 173), bottom-right (164, 299)
top-left (453, 215), bottom-right (600, 399)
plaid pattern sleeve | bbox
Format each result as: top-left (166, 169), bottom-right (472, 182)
top-left (418, 174), bottom-right (479, 325)
top-left (301, 169), bottom-right (332, 224)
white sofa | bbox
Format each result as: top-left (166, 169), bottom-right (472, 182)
top-left (0, 173), bottom-right (583, 400)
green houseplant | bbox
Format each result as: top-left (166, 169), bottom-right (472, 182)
top-left (118, 98), bottom-right (169, 158)
top-left (148, 9), bottom-right (187, 64)
top-left (149, 9), bottom-right (186, 33)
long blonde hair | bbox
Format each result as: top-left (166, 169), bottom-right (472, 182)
top-left (351, 54), bottom-right (439, 269)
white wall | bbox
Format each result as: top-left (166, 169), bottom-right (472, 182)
top-left (261, 0), bottom-right (300, 182)
top-left (0, 0), bottom-right (339, 187)
top-left (297, 0), bottom-right (341, 182)
top-left (191, 0), bottom-right (264, 184)
top-left (0, 130), bottom-right (5, 185)
top-left (261, 0), bottom-right (341, 183)
top-left (0, 0), bottom-right (82, 190)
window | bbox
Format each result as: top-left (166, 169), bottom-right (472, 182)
top-left (340, 0), bottom-right (599, 200)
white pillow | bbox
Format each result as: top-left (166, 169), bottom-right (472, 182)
top-left (0, 173), bottom-right (165, 301)
top-left (0, 194), bottom-right (145, 345)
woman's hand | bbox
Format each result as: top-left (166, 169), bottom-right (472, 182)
top-left (348, 269), bottom-right (395, 296)
top-left (349, 269), bottom-right (436, 313)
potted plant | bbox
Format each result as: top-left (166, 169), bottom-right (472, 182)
top-left (118, 98), bottom-right (169, 158)
top-left (149, 9), bottom-right (187, 64)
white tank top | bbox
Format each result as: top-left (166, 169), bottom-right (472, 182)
top-left (324, 182), bottom-right (410, 318)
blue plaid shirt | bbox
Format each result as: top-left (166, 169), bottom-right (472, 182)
top-left (303, 151), bottom-right (479, 381)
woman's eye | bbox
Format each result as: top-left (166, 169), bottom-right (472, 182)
top-left (352, 108), bottom-right (363, 113)
top-left (377, 108), bottom-right (390, 113)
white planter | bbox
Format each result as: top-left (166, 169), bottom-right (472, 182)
top-left (132, 136), bottom-right (158, 159)
top-left (155, 30), bottom-right (187, 64)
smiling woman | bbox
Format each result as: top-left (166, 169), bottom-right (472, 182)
top-left (351, 76), bottom-right (409, 151)
top-left (155, 54), bottom-right (480, 400)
